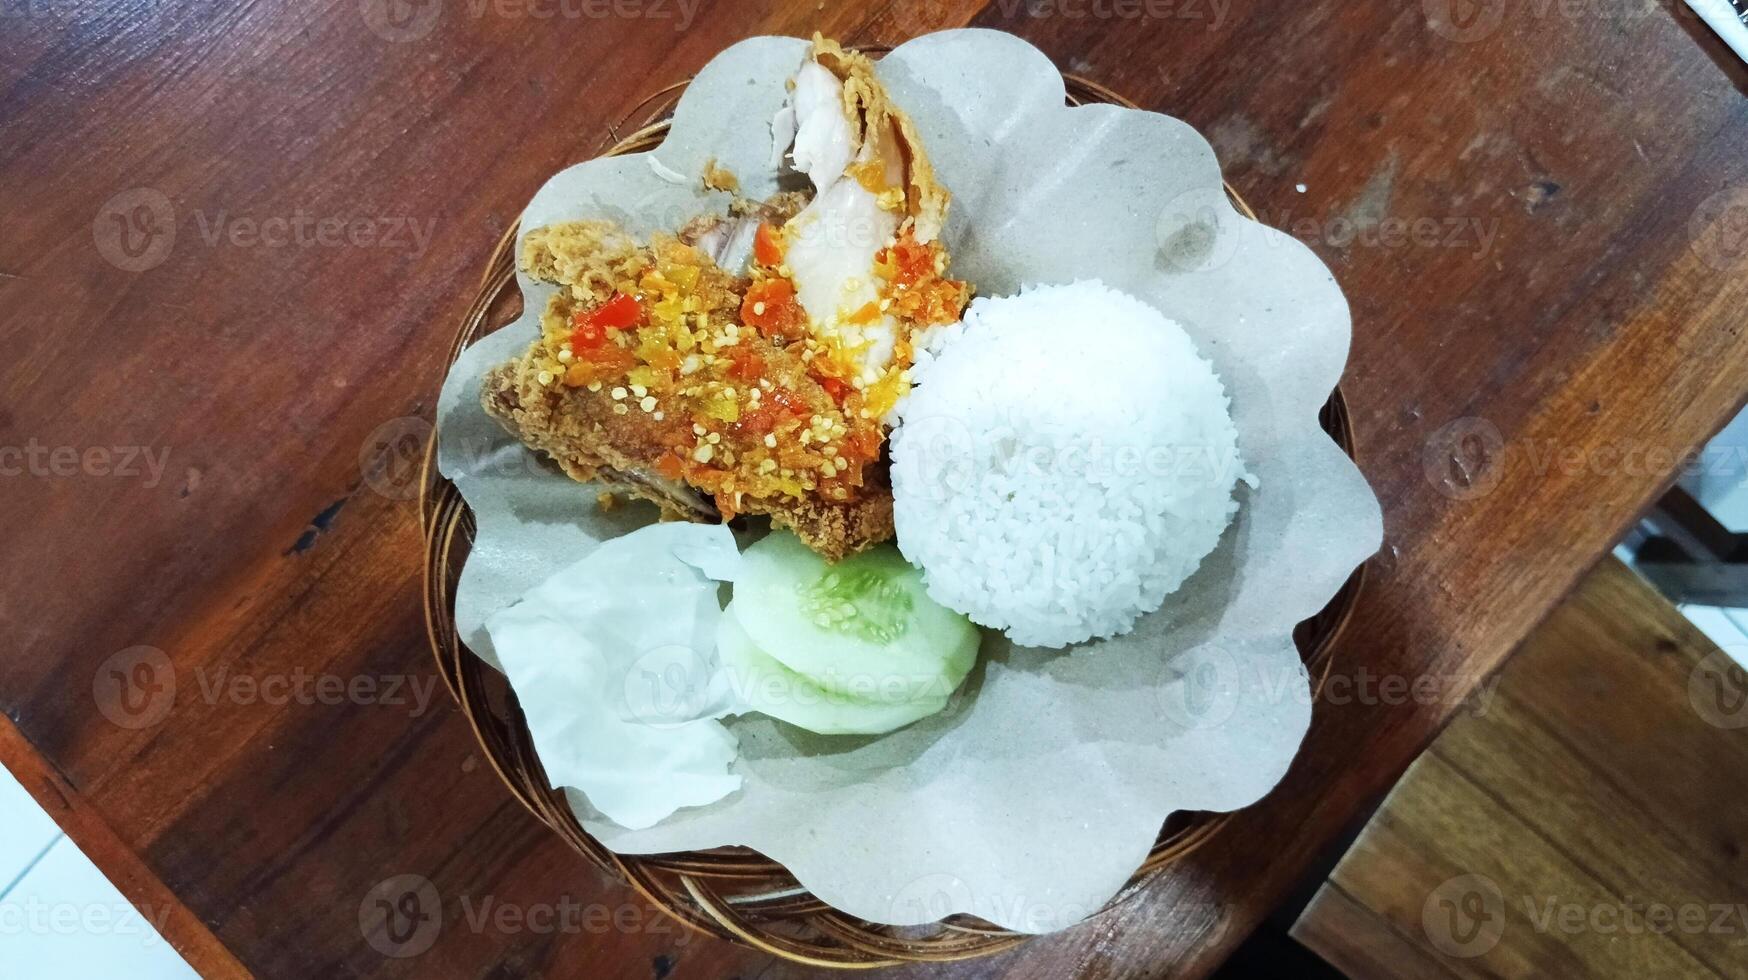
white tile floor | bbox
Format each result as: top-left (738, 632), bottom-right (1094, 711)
top-left (0, 765), bottom-right (196, 978)
top-left (1681, 407), bottom-right (1748, 533)
top-left (1664, 404), bottom-right (1748, 668)
top-left (1676, 604), bottom-right (1748, 668)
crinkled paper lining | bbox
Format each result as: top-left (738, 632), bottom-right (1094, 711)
top-left (436, 29), bottom-right (1382, 933)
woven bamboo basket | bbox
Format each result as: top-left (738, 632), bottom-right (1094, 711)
top-left (420, 55), bottom-right (1364, 968)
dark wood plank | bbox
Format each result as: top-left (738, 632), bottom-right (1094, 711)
top-left (1296, 883), bottom-right (1459, 980)
top-left (1294, 558), bottom-right (1748, 978)
top-left (3, 1), bottom-right (1747, 977)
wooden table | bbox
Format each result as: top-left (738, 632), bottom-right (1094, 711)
top-left (1294, 558), bottom-right (1748, 978)
top-left (3, 1), bottom-right (1746, 976)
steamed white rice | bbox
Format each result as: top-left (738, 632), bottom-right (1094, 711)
top-left (890, 280), bottom-right (1245, 648)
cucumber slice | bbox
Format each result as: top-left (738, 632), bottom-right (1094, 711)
top-left (733, 532), bottom-right (979, 706)
top-left (718, 604), bottom-right (949, 735)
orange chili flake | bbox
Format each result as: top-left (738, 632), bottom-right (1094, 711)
top-left (885, 238), bottom-right (935, 287)
top-left (766, 386), bottom-right (810, 418)
top-left (690, 468), bottom-right (730, 495)
top-left (816, 375), bottom-right (848, 405)
top-left (850, 428), bottom-right (883, 462)
top-left (578, 343), bottom-right (636, 374)
top-left (727, 347), bottom-right (765, 381)
top-left (753, 222), bottom-right (784, 267)
top-left (654, 453), bottom-right (685, 480)
top-left (741, 278), bottom-right (806, 341)
top-left (845, 301), bottom-right (881, 325)
top-left (714, 491), bottom-right (740, 521)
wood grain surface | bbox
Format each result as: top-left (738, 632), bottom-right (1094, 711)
top-left (3, 1), bottom-right (1747, 977)
top-left (1293, 557), bottom-right (1748, 978)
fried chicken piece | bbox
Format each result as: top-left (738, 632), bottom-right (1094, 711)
top-left (481, 35), bottom-right (967, 563)
top-left (481, 340), bottom-right (895, 562)
top-left (808, 35), bottom-right (950, 244)
top-left (483, 220), bottom-right (895, 561)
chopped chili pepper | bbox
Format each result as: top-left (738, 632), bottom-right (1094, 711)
top-left (591, 292), bottom-right (642, 329)
top-left (741, 278), bottom-right (806, 341)
top-left (570, 318), bottom-right (606, 351)
top-left (847, 425), bottom-right (884, 461)
top-left (570, 292), bottom-right (641, 354)
top-left (845, 301), bottom-right (881, 325)
top-left (734, 404), bottom-right (779, 435)
top-left (816, 375), bottom-right (848, 405)
top-left (735, 384), bottom-right (811, 435)
top-left (753, 222), bottom-right (783, 267)
top-left (765, 386), bottom-right (810, 418)
top-left (876, 237), bottom-right (935, 289)
top-left (727, 347), bottom-right (765, 381)
top-left (577, 343), bottom-right (636, 374)
top-left (714, 491), bottom-right (739, 521)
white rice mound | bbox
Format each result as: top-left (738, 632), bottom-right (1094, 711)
top-left (890, 280), bottom-right (1246, 649)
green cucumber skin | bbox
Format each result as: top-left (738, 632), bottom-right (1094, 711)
top-left (733, 533), bottom-right (978, 707)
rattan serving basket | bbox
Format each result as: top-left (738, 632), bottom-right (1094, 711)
top-left (421, 55), bottom-right (1363, 969)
